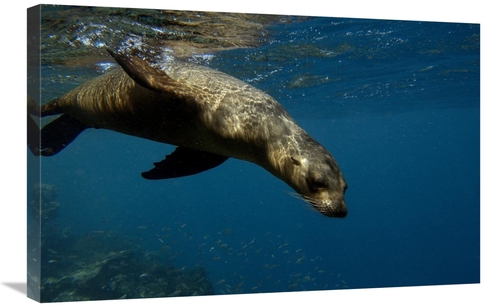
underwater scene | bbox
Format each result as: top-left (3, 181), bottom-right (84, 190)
top-left (27, 5), bottom-right (480, 302)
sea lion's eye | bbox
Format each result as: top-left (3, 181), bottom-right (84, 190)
top-left (309, 176), bottom-right (327, 191)
top-left (290, 156), bottom-right (301, 166)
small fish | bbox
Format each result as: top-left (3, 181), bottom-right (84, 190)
top-left (196, 277), bottom-right (207, 284)
top-left (295, 256), bottom-right (306, 264)
top-left (221, 229), bottom-right (233, 235)
top-left (288, 282), bottom-right (298, 290)
top-left (168, 290), bottom-right (182, 296)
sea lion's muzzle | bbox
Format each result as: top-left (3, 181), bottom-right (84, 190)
top-left (309, 198), bottom-right (347, 218)
top-left (323, 202), bottom-right (347, 218)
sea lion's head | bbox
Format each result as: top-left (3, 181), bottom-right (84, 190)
top-left (284, 143), bottom-right (348, 218)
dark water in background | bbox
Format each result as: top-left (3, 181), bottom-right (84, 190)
top-left (29, 14), bottom-right (480, 298)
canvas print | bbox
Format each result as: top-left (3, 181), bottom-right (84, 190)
top-left (27, 4), bottom-right (480, 302)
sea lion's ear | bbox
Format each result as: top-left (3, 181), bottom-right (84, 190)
top-left (290, 156), bottom-right (301, 166)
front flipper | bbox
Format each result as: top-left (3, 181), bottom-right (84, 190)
top-left (107, 48), bottom-right (177, 93)
top-left (142, 147), bottom-right (229, 180)
top-left (28, 113), bottom-right (89, 156)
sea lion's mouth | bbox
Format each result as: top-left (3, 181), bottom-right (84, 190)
top-left (319, 205), bottom-right (347, 218)
top-left (297, 194), bottom-right (347, 218)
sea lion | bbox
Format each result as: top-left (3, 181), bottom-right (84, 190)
top-left (28, 48), bottom-right (348, 218)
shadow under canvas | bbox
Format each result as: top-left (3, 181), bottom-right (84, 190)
top-left (2, 282), bottom-right (27, 296)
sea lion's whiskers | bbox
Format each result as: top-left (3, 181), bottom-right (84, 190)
top-left (287, 191), bottom-right (304, 201)
top-left (287, 191), bottom-right (313, 204)
top-left (301, 194), bottom-right (321, 205)
top-left (287, 191), bottom-right (323, 212)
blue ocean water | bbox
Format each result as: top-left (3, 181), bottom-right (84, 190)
top-left (30, 16), bottom-right (480, 297)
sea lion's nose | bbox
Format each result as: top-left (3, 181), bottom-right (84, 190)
top-left (334, 207), bottom-right (347, 218)
top-left (324, 200), bottom-right (347, 218)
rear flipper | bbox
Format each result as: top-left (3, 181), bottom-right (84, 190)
top-left (27, 113), bottom-right (89, 156)
top-left (142, 147), bottom-right (229, 179)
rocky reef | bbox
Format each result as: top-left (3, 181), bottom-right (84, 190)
top-left (40, 231), bottom-right (213, 301)
top-left (28, 183), bottom-right (214, 302)
top-left (30, 183), bottom-right (60, 225)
